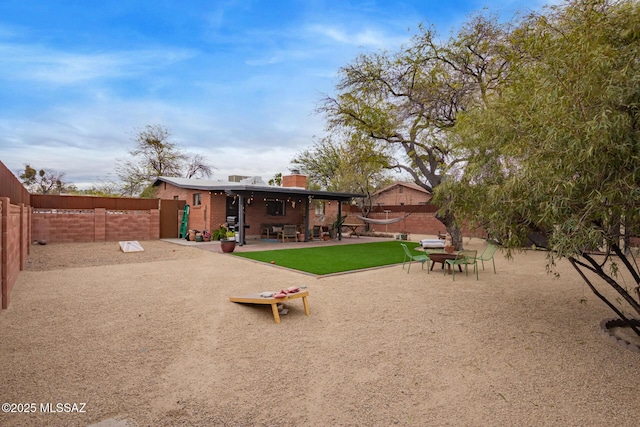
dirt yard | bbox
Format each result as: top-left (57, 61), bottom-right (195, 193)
top-left (1, 238), bottom-right (638, 426)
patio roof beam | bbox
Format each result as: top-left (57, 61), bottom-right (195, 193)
top-left (223, 189), bottom-right (358, 203)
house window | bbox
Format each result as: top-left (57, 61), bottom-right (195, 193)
top-left (266, 200), bottom-right (285, 216)
top-left (193, 193), bottom-right (202, 206)
top-left (315, 201), bottom-right (325, 215)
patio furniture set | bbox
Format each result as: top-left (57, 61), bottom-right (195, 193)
top-left (401, 242), bottom-right (498, 281)
top-left (261, 224), bottom-right (302, 242)
top-left (229, 239), bottom-right (497, 325)
top-left (260, 223), bottom-right (363, 243)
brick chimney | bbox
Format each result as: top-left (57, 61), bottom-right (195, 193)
top-left (282, 170), bottom-right (307, 188)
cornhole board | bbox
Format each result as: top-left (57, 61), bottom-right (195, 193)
top-left (229, 290), bottom-right (310, 324)
top-left (119, 241), bottom-right (144, 253)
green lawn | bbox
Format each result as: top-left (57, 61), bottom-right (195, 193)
top-left (231, 240), bottom-right (422, 275)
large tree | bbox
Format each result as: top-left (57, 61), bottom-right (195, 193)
top-left (320, 15), bottom-right (512, 249)
top-left (19, 165), bottom-right (75, 194)
top-left (184, 153), bottom-right (214, 180)
top-left (438, 0), bottom-right (640, 333)
top-left (292, 131), bottom-right (394, 221)
top-left (116, 124), bottom-right (213, 197)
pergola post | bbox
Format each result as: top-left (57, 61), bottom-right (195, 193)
top-left (338, 200), bottom-right (342, 241)
top-left (238, 194), bottom-right (245, 245)
top-left (304, 196), bottom-right (311, 242)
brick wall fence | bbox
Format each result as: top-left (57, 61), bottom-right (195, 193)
top-left (31, 208), bottom-right (160, 243)
top-left (0, 159), bottom-right (165, 311)
top-left (0, 198), bottom-right (30, 309)
top-left (345, 210), bottom-right (448, 235)
top-left (342, 205), bottom-right (486, 238)
top-left (0, 160), bottom-right (31, 312)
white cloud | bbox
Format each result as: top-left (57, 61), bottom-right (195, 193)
top-left (306, 24), bottom-right (406, 49)
top-left (207, 145), bottom-right (299, 182)
top-left (0, 91), bottom-right (319, 189)
top-left (0, 42), bottom-right (196, 85)
top-left (4, 0), bottom-right (517, 192)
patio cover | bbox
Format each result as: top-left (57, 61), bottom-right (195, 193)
top-left (153, 177), bottom-right (364, 244)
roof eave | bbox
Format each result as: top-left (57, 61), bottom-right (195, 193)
top-left (153, 177), bottom-right (364, 200)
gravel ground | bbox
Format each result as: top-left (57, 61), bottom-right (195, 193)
top-left (1, 238), bottom-right (639, 427)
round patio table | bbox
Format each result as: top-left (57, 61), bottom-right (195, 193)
top-left (428, 252), bottom-right (462, 274)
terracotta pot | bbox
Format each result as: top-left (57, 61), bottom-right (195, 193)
top-left (220, 239), bottom-right (236, 253)
top-left (444, 245), bottom-right (454, 253)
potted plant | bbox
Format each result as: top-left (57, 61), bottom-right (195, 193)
top-left (212, 225), bottom-right (227, 241)
top-left (221, 230), bottom-right (236, 253)
top-left (213, 225), bottom-right (236, 252)
top-left (321, 225), bottom-right (330, 240)
top-left (330, 214), bottom-right (348, 239)
top-left (220, 239), bottom-right (236, 253)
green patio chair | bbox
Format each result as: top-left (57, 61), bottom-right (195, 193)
top-left (445, 250), bottom-right (478, 281)
top-left (400, 243), bottom-right (430, 273)
top-left (477, 243), bottom-right (498, 273)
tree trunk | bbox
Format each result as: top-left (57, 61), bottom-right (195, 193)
top-left (359, 196), bottom-right (373, 232)
top-left (623, 214), bottom-right (631, 255)
top-left (436, 209), bottom-right (463, 250)
top-left (570, 253), bottom-right (640, 337)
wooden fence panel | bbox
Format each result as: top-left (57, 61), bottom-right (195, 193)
top-left (0, 161), bottom-right (30, 206)
top-left (159, 199), bottom-right (186, 238)
top-left (31, 194), bottom-right (159, 210)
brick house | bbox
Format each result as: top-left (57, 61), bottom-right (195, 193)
top-left (371, 182), bottom-right (431, 207)
top-left (356, 181), bottom-right (485, 238)
top-left (153, 172), bottom-right (363, 244)
top-left (339, 181), bottom-right (447, 237)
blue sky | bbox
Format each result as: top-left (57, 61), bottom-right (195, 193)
top-left (0, 0), bottom-right (553, 189)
